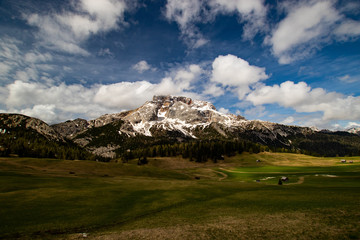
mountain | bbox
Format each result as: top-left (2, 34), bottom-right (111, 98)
top-left (0, 113), bottom-right (94, 160)
top-left (2, 96), bottom-right (360, 159)
top-left (54, 95), bottom-right (307, 157)
top-left (52, 95), bottom-right (360, 158)
top-left (0, 113), bottom-right (63, 141)
top-left (347, 127), bottom-right (360, 135)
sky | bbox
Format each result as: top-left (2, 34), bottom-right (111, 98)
top-left (1, 0), bottom-right (360, 130)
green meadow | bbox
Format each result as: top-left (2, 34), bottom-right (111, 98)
top-left (0, 153), bottom-right (359, 239)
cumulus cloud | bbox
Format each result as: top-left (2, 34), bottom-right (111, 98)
top-left (25, 0), bottom-right (127, 55)
top-left (211, 54), bottom-right (268, 99)
top-left (164, 0), bottom-right (267, 48)
top-left (246, 81), bottom-right (360, 121)
top-left (20, 105), bottom-right (58, 124)
top-left (173, 64), bottom-right (202, 89)
top-left (267, 0), bottom-right (360, 64)
top-left (2, 64), bottom-right (203, 124)
top-left (95, 64), bottom-right (202, 108)
top-left (132, 60), bottom-right (153, 73)
top-left (267, 0), bottom-right (340, 64)
top-left (3, 80), bottom-right (137, 123)
top-left (203, 84), bottom-right (225, 97)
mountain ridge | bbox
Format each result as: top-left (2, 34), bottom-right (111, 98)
top-left (51, 95), bottom-right (320, 157)
top-left (1, 95), bottom-right (360, 159)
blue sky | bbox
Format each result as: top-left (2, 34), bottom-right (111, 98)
top-left (1, 0), bottom-right (360, 130)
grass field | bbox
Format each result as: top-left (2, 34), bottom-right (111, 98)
top-left (0, 152), bottom-right (359, 239)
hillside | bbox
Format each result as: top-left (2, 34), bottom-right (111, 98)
top-left (0, 113), bottom-right (94, 160)
top-left (53, 95), bottom-right (360, 158)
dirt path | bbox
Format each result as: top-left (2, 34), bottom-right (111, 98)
top-left (212, 170), bottom-right (228, 181)
top-left (288, 176), bottom-right (305, 185)
top-left (219, 168), bottom-right (309, 174)
top-left (219, 167), bottom-right (306, 185)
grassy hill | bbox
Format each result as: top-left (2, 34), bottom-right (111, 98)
top-left (0, 153), bottom-right (359, 239)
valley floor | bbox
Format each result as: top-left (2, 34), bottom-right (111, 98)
top-left (0, 153), bottom-right (359, 239)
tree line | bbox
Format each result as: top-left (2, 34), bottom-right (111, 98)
top-left (120, 139), bottom-right (269, 163)
top-left (0, 129), bottom-right (95, 160)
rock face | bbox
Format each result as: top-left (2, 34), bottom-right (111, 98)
top-left (102, 95), bottom-right (248, 138)
top-left (0, 113), bottom-right (63, 141)
top-left (51, 95), bottom-right (316, 157)
top-left (52, 118), bottom-right (89, 139)
top-left (347, 127), bottom-right (360, 135)
top-left (2, 96), bottom-right (360, 159)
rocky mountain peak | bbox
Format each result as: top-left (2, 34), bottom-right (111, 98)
top-left (152, 95), bottom-right (193, 105)
top-left (347, 127), bottom-right (360, 135)
top-left (118, 95), bottom-right (246, 137)
top-left (52, 118), bottom-right (89, 138)
top-left (0, 113), bottom-right (63, 141)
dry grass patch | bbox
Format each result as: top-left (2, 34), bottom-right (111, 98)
top-left (62, 212), bottom-right (359, 240)
top-left (255, 152), bottom-right (360, 167)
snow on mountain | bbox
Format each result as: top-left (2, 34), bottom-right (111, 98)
top-left (347, 127), bottom-right (360, 135)
top-left (54, 95), bottom-right (314, 141)
top-left (51, 95), bottom-right (317, 157)
top-left (117, 95), bottom-right (247, 138)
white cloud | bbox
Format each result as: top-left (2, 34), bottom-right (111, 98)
top-left (94, 81), bottom-right (155, 109)
top-left (95, 64), bottom-right (202, 109)
top-left (173, 64), bottom-right (202, 90)
top-left (267, 0), bottom-right (360, 64)
top-left (209, 0), bottom-right (267, 39)
top-left (3, 64), bottom-right (203, 124)
top-left (164, 0), bottom-right (267, 48)
top-left (211, 54), bottom-right (268, 99)
top-left (209, 0), bottom-right (266, 16)
top-left (0, 37), bottom-right (21, 60)
top-left (281, 116), bottom-right (295, 125)
top-left (132, 60), bottom-right (153, 73)
top-left (334, 19), bottom-right (360, 39)
top-left (98, 48), bottom-right (114, 57)
top-left (338, 74), bottom-right (358, 83)
top-left (6, 81), bottom-right (95, 110)
top-left (244, 105), bottom-right (267, 119)
top-left (24, 51), bottom-right (53, 63)
top-left (203, 84), bottom-right (225, 97)
top-left (0, 86), bottom-right (8, 103)
top-left (26, 0), bottom-right (127, 55)
top-left (0, 37), bottom-right (22, 80)
top-left (345, 122), bottom-right (360, 129)
top-left (218, 107), bottom-right (230, 114)
top-left (164, 0), bottom-right (208, 48)
top-left (20, 105), bottom-right (58, 123)
top-left (0, 62), bottom-right (11, 76)
top-left (246, 81), bottom-right (360, 121)
top-left (165, 0), bottom-right (202, 29)
top-left (267, 0), bottom-right (340, 64)
top-left (0, 37), bottom-right (60, 87)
